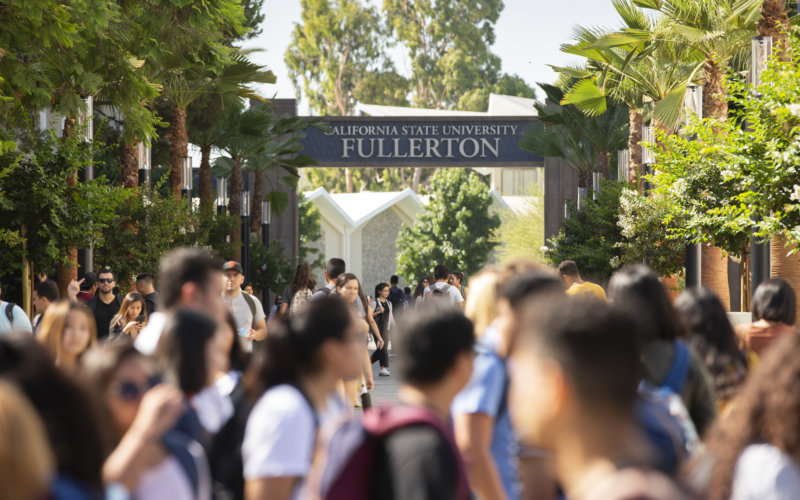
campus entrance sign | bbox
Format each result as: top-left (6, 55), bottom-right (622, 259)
top-left (301, 116), bottom-right (541, 168)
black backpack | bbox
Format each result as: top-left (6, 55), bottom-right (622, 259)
top-left (3, 301), bottom-right (15, 326)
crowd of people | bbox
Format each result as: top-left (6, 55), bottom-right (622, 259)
top-left (0, 251), bottom-right (799, 500)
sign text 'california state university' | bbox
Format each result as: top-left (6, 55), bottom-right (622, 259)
top-left (300, 117), bottom-right (542, 167)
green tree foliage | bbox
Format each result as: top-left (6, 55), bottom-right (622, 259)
top-left (93, 179), bottom-right (238, 290)
top-left (545, 181), bottom-right (624, 283)
top-left (458, 74), bottom-right (537, 112)
top-left (494, 184), bottom-right (546, 264)
top-left (384, 0), bottom-right (503, 109)
top-left (298, 193), bottom-right (326, 273)
top-left (522, 82), bottom-right (628, 184)
top-left (396, 169), bottom-right (500, 280)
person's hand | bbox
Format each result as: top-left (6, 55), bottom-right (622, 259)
top-left (128, 385), bottom-right (185, 441)
top-left (376, 338), bottom-right (384, 350)
top-left (123, 321), bottom-right (140, 334)
top-left (247, 328), bottom-right (257, 341)
top-left (67, 278), bottom-right (84, 300)
top-left (377, 306), bottom-right (384, 314)
top-left (365, 374), bottom-right (374, 390)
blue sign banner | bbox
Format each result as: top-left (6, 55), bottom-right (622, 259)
top-left (300, 117), bottom-right (542, 167)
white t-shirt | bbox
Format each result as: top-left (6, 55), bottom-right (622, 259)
top-left (242, 384), bottom-right (345, 500)
top-left (0, 301), bottom-right (33, 335)
top-left (731, 443), bottom-right (800, 500)
top-left (422, 281), bottom-right (464, 304)
top-left (136, 453), bottom-right (211, 500)
top-left (223, 292), bottom-right (266, 332)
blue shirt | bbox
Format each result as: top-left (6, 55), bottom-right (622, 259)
top-left (452, 327), bottom-right (519, 500)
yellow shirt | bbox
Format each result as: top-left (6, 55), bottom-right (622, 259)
top-left (566, 281), bottom-right (607, 300)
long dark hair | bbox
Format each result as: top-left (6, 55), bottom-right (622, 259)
top-left (608, 265), bottom-right (685, 342)
top-left (247, 297), bottom-right (352, 397)
top-left (223, 311), bottom-right (249, 373)
top-left (155, 309), bottom-right (218, 396)
top-left (700, 332), bottom-right (800, 500)
top-left (335, 273), bottom-right (368, 314)
top-left (675, 287), bottom-right (747, 401)
top-left (0, 334), bottom-right (108, 491)
top-left (290, 263), bottom-right (316, 295)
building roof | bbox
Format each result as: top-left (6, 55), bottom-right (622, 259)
top-left (355, 93), bottom-right (537, 118)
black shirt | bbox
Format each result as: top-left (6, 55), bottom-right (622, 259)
top-left (87, 294), bottom-right (121, 339)
top-left (144, 291), bottom-right (159, 317)
top-left (373, 425), bottom-right (459, 500)
top-left (388, 286), bottom-right (405, 311)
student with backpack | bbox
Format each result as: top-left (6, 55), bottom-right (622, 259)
top-left (369, 282), bottom-right (395, 377)
top-left (509, 296), bottom-right (688, 500)
top-left (223, 261), bottom-right (267, 347)
top-left (241, 298), bottom-right (362, 500)
top-left (423, 264), bottom-right (464, 309)
top-left (608, 266), bottom-right (717, 437)
top-left (281, 263), bottom-right (317, 318)
top-left (308, 303), bottom-right (474, 500)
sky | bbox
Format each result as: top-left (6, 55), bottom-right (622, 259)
top-left (241, 0), bottom-right (625, 110)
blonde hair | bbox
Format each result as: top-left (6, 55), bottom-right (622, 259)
top-left (464, 266), bottom-right (501, 337)
top-left (110, 292), bottom-right (148, 331)
top-left (37, 300), bottom-right (97, 366)
top-left (0, 381), bottom-right (54, 500)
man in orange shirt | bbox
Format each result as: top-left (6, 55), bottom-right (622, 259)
top-left (557, 260), bottom-right (607, 300)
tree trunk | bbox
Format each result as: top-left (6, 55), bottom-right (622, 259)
top-left (119, 141), bottom-right (138, 188)
top-left (251, 171), bottom-right (264, 233)
top-left (597, 150), bottom-right (609, 179)
top-left (628, 109), bottom-right (643, 187)
top-left (702, 58), bottom-right (728, 120)
top-left (741, 241), bottom-right (751, 312)
top-left (759, 0), bottom-right (790, 59)
top-left (412, 168), bottom-right (422, 193)
top-left (59, 116), bottom-right (79, 295)
top-left (770, 234), bottom-right (800, 324)
top-left (229, 157), bottom-right (242, 261)
top-left (702, 244), bottom-right (731, 311)
top-left (199, 144), bottom-right (213, 216)
top-left (169, 106), bottom-right (188, 197)
top-left (345, 167), bottom-right (354, 193)
top-left (21, 226), bottom-right (31, 317)
top-left (661, 275), bottom-right (680, 302)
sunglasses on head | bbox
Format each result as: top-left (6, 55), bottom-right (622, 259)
top-left (98, 278), bottom-right (114, 283)
top-left (112, 376), bottom-right (161, 401)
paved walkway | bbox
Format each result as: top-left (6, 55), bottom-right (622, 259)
top-left (361, 341), bottom-right (400, 410)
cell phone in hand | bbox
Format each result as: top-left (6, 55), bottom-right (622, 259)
top-left (136, 315), bottom-right (146, 324)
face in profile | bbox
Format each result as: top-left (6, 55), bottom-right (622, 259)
top-left (508, 344), bottom-right (561, 451)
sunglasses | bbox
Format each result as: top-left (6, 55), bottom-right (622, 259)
top-left (111, 376), bottom-right (161, 401)
top-left (98, 278), bottom-right (114, 283)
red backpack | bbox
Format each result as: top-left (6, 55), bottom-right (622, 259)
top-left (305, 405), bottom-right (469, 500)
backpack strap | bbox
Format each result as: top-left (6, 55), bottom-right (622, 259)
top-left (3, 302), bottom-right (14, 326)
top-left (161, 430), bottom-right (201, 495)
top-left (241, 292), bottom-right (257, 328)
top-left (662, 340), bottom-right (691, 394)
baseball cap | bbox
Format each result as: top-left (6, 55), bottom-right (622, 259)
top-left (81, 272), bottom-right (97, 290)
top-left (223, 261), bottom-right (244, 274)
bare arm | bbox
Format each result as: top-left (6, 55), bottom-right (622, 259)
top-left (279, 302), bottom-right (288, 316)
top-left (365, 307), bottom-right (383, 345)
top-left (245, 477), bottom-right (299, 500)
top-left (251, 318), bottom-right (267, 341)
top-left (453, 413), bottom-right (508, 500)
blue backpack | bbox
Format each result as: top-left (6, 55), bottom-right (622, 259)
top-left (636, 340), bottom-right (702, 475)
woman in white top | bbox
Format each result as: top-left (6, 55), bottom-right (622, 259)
top-left (242, 297), bottom-right (364, 500)
top-left (80, 343), bottom-right (209, 500)
top-left (697, 332), bottom-right (800, 500)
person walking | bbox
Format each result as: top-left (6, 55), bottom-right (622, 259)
top-left (312, 258), bottom-right (346, 301)
top-left (37, 299), bottom-right (96, 372)
top-left (557, 260), bottom-right (607, 299)
top-left (450, 271), bottom-right (469, 301)
top-left (370, 282), bottom-right (395, 377)
top-left (108, 292), bottom-right (148, 343)
top-left (32, 279), bottom-right (59, 335)
top-left (134, 273), bottom-right (159, 316)
top-left (423, 265), bottom-right (464, 309)
top-left (86, 268), bottom-right (122, 341)
top-left (222, 261), bottom-right (267, 346)
top-left (736, 278), bottom-right (797, 356)
top-left (388, 275), bottom-right (405, 314)
top-left (280, 263), bottom-right (316, 318)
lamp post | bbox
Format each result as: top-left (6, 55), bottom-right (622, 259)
top-left (592, 172), bottom-right (601, 201)
top-left (261, 200), bottom-right (270, 306)
top-left (750, 36), bottom-right (773, 294)
top-left (641, 123), bottom-right (655, 195)
top-left (241, 190), bottom-right (251, 286)
top-left (684, 84), bottom-right (703, 289)
top-left (78, 95), bottom-right (94, 277)
top-left (137, 142), bottom-right (151, 187)
top-left (216, 177), bottom-right (228, 215)
top-left (181, 156), bottom-right (193, 206)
